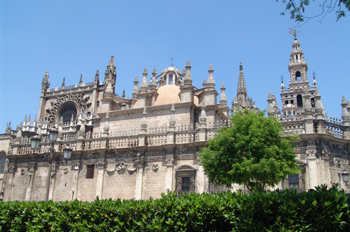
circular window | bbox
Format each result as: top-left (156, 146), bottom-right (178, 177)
top-left (59, 102), bottom-right (77, 123)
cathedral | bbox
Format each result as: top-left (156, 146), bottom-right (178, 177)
top-left (0, 38), bottom-right (349, 202)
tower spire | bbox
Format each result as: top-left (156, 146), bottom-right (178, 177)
top-left (237, 63), bottom-right (247, 108)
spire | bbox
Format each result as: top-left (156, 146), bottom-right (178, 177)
top-left (108, 56), bottom-right (115, 69)
top-left (149, 67), bottom-right (157, 90)
top-left (219, 83), bottom-right (227, 105)
top-left (202, 78), bottom-right (207, 88)
top-left (237, 63), bottom-right (247, 108)
top-left (62, 77), bottom-right (65, 88)
top-left (94, 70), bottom-right (99, 84)
top-left (122, 89), bottom-right (125, 98)
top-left (132, 76), bottom-right (139, 98)
top-left (41, 72), bottom-right (50, 92)
top-left (183, 60), bottom-right (193, 86)
top-left (341, 96), bottom-right (349, 124)
top-left (281, 75), bottom-right (285, 91)
top-left (207, 64), bottom-right (215, 89)
top-left (140, 67), bottom-right (148, 91)
top-left (79, 74), bottom-right (83, 84)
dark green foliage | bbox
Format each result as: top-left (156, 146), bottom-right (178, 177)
top-left (198, 109), bottom-right (300, 191)
top-left (278, 0), bottom-right (350, 21)
top-left (1, 185), bottom-right (349, 231)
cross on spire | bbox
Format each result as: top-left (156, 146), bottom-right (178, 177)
top-left (170, 58), bottom-right (174, 67)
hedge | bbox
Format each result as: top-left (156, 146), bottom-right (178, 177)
top-left (0, 185), bottom-right (349, 231)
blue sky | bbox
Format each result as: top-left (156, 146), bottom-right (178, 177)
top-left (0, 0), bottom-right (349, 133)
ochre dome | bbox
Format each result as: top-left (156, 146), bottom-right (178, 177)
top-left (154, 85), bottom-right (181, 105)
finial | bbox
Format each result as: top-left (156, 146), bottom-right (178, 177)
top-left (152, 67), bottom-right (157, 77)
top-left (143, 67), bottom-right (148, 76)
top-left (170, 58), bottom-right (174, 67)
top-left (186, 60), bottom-right (191, 69)
top-left (62, 77), bottom-right (65, 87)
top-left (134, 76), bottom-right (139, 84)
top-left (122, 89), bottom-right (125, 98)
top-left (221, 83), bottom-right (225, 89)
top-left (313, 71), bottom-right (316, 80)
top-left (94, 70), bottom-right (99, 83)
top-left (108, 56), bottom-right (115, 68)
top-left (239, 62), bottom-right (243, 71)
top-left (281, 75), bottom-right (284, 83)
top-left (208, 64), bottom-right (213, 73)
top-left (79, 74), bottom-right (83, 84)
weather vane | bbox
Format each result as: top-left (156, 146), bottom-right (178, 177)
top-left (289, 29), bottom-right (298, 40)
top-left (170, 57), bottom-right (174, 67)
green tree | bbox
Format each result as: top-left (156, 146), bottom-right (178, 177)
top-left (198, 109), bottom-right (300, 191)
top-left (278, 0), bottom-right (350, 21)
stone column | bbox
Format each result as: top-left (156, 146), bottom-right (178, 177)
top-left (306, 146), bottom-right (318, 189)
top-left (95, 160), bottom-right (106, 199)
top-left (48, 162), bottom-right (57, 201)
top-left (134, 153), bottom-right (145, 200)
top-left (165, 154), bottom-right (174, 192)
top-left (71, 161), bottom-right (80, 200)
top-left (25, 162), bottom-right (36, 201)
top-left (199, 102), bottom-right (207, 142)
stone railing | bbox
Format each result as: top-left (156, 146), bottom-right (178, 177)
top-left (83, 139), bottom-right (102, 150)
top-left (109, 136), bottom-right (139, 149)
top-left (147, 134), bottom-right (167, 147)
top-left (326, 123), bottom-right (344, 139)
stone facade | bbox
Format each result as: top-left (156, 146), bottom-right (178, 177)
top-left (0, 38), bottom-right (349, 202)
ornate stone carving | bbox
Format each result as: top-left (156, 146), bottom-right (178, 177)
top-left (72, 162), bottom-right (80, 170)
top-left (306, 149), bottom-right (317, 158)
top-left (20, 169), bottom-right (25, 175)
top-left (63, 168), bottom-right (69, 174)
top-left (45, 93), bottom-right (91, 123)
top-left (152, 163), bottom-right (159, 172)
top-left (134, 153), bottom-right (145, 168)
top-left (165, 157), bottom-right (173, 167)
top-left (116, 162), bottom-right (127, 174)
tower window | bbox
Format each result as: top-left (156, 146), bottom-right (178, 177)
top-left (311, 98), bottom-right (315, 107)
top-left (169, 74), bottom-right (173, 85)
top-left (297, 94), bottom-right (303, 107)
top-left (285, 100), bottom-right (288, 105)
top-left (291, 100), bottom-right (294, 105)
top-left (295, 71), bottom-right (301, 81)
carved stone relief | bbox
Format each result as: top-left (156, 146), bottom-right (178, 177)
top-left (45, 93), bottom-right (91, 123)
top-left (152, 163), bottom-right (159, 172)
top-left (116, 162), bottom-right (127, 174)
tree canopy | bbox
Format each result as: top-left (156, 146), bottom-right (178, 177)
top-left (278, 0), bottom-right (350, 21)
top-left (198, 109), bottom-right (300, 191)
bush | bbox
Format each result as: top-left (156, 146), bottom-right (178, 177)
top-left (0, 185), bottom-right (349, 231)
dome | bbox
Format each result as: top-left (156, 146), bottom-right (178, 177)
top-left (154, 85), bottom-right (181, 105)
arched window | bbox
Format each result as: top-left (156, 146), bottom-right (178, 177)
top-left (295, 71), bottom-right (301, 81)
top-left (175, 165), bottom-right (196, 195)
top-left (169, 74), bottom-right (173, 85)
top-left (59, 102), bottom-right (77, 123)
top-left (297, 94), bottom-right (303, 107)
